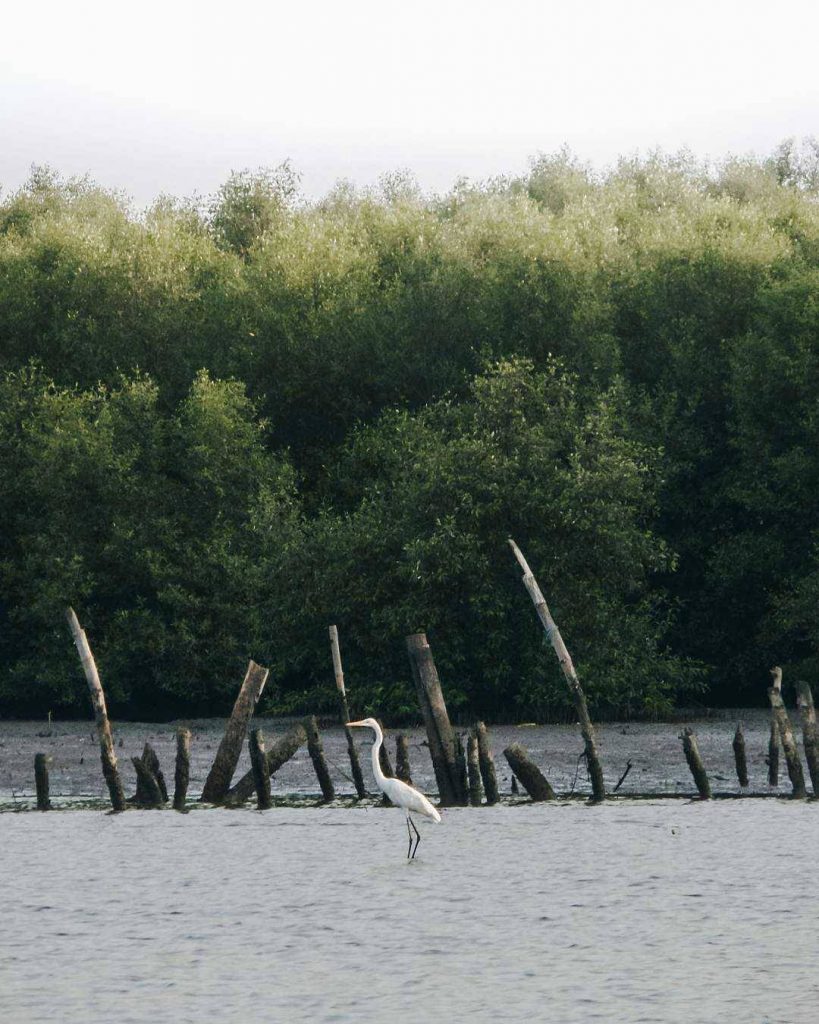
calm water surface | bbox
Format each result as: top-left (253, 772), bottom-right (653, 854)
top-left (1, 800), bottom-right (816, 1023)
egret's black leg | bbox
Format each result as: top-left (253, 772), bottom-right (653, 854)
top-left (409, 816), bottom-right (421, 859)
top-left (406, 815), bottom-right (413, 859)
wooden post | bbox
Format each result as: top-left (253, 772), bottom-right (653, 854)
top-left (303, 715), bottom-right (335, 802)
top-left (65, 607), bottom-right (126, 812)
top-left (328, 625), bottom-right (367, 799)
top-left (131, 756), bottom-right (164, 807)
top-left (768, 667), bottom-right (806, 798)
top-left (173, 728), bottom-right (191, 811)
top-left (201, 659), bottom-right (269, 804)
top-left (395, 734), bottom-right (413, 785)
top-left (508, 540), bottom-right (605, 802)
top-left (503, 743), bottom-right (556, 801)
top-left (796, 680), bottom-right (819, 797)
top-left (135, 742), bottom-right (168, 804)
top-left (680, 727), bottom-right (711, 799)
top-left (732, 723), bottom-right (749, 788)
top-left (467, 734), bottom-right (483, 806)
top-left (511, 774), bottom-right (519, 795)
top-left (225, 723), bottom-right (307, 805)
top-left (249, 728), bottom-right (272, 810)
top-left (454, 733), bottom-right (469, 806)
top-left (768, 720), bottom-right (780, 786)
top-left (34, 753), bottom-right (51, 811)
top-left (475, 721), bottom-right (499, 805)
top-left (405, 632), bottom-right (462, 805)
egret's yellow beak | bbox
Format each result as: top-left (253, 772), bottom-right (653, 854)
top-left (347, 719), bottom-right (366, 727)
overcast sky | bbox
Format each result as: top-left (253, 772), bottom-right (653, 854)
top-left (2, 0), bottom-right (818, 205)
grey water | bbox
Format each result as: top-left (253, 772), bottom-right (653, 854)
top-left (1, 800), bottom-right (817, 1024)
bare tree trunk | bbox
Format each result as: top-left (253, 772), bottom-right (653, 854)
top-left (131, 755), bottom-right (164, 807)
top-left (732, 723), bottom-right (749, 788)
top-left (249, 728), bottom-right (272, 810)
top-left (503, 743), bottom-right (556, 801)
top-left (768, 720), bottom-right (780, 786)
top-left (405, 633), bottom-right (463, 805)
top-left (135, 742), bottom-right (168, 804)
top-left (796, 680), bottom-right (819, 797)
top-left (173, 727), bottom-right (191, 811)
top-left (395, 734), bottom-right (413, 785)
top-left (328, 625), bottom-right (367, 799)
top-left (303, 715), bottom-right (335, 802)
top-left (508, 540), bottom-right (605, 802)
top-left (454, 733), bottom-right (469, 806)
top-left (467, 734), bottom-right (484, 806)
top-left (475, 721), bottom-right (499, 805)
top-left (768, 667), bottom-right (806, 798)
top-left (65, 607), bottom-right (126, 811)
top-left (680, 727), bottom-right (711, 799)
top-left (34, 753), bottom-right (51, 811)
top-left (225, 723), bottom-right (307, 805)
top-left (201, 660), bottom-right (269, 804)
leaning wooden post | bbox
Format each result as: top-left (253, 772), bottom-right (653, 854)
top-left (131, 755), bottom-right (164, 807)
top-left (405, 632), bottom-right (462, 805)
top-left (249, 728), bottom-right (272, 810)
top-left (768, 720), bottom-right (780, 786)
top-left (796, 680), bottom-right (819, 797)
top-left (395, 734), bottom-right (413, 785)
top-left (329, 626), bottom-right (367, 799)
top-left (65, 607), bottom-right (126, 812)
top-left (680, 727), bottom-right (711, 799)
top-left (34, 753), bottom-right (51, 811)
top-left (173, 727), bottom-right (191, 811)
top-left (475, 721), bottom-right (499, 805)
top-left (467, 734), bottom-right (484, 806)
top-left (503, 744), bottom-right (556, 801)
top-left (225, 723), bottom-right (307, 805)
top-left (508, 540), bottom-right (605, 802)
top-left (768, 667), bottom-right (806, 798)
top-left (732, 723), bottom-right (749, 788)
top-left (201, 659), bottom-right (269, 804)
top-left (303, 715), bottom-right (335, 802)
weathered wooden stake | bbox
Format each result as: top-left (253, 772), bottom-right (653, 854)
top-left (131, 755), bottom-right (164, 807)
top-left (454, 733), bottom-right (469, 806)
top-left (34, 753), bottom-right (51, 811)
top-left (796, 680), bottom-right (819, 797)
top-left (173, 727), bottom-right (191, 811)
top-left (201, 659), bottom-right (269, 804)
top-left (503, 743), bottom-right (556, 801)
top-left (249, 728), bottom-right (272, 810)
top-left (65, 607), bottom-right (126, 812)
top-left (329, 625), bottom-right (367, 799)
top-left (467, 734), bottom-right (483, 806)
top-left (732, 723), bottom-right (749, 788)
top-left (225, 723), bottom-right (307, 805)
top-left (395, 734), bottom-right (413, 785)
top-left (768, 720), bottom-right (780, 786)
top-left (508, 540), bottom-right (605, 802)
top-left (406, 632), bottom-right (463, 805)
top-left (304, 715), bottom-right (335, 802)
top-left (680, 727), bottom-right (711, 799)
top-left (475, 721), bottom-right (499, 805)
top-left (768, 667), bottom-right (806, 798)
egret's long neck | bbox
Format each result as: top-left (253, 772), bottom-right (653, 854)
top-left (370, 723), bottom-right (387, 789)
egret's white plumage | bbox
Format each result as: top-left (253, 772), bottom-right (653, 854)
top-left (348, 717), bottom-right (441, 857)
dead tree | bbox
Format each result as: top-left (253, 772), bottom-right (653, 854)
top-left (680, 727), bottom-right (711, 799)
top-left (249, 728), bottom-right (272, 810)
top-left (225, 723), bottom-right (307, 805)
top-left (503, 743), bottom-right (556, 801)
top-left (508, 540), bottom-right (605, 802)
top-left (467, 734), bottom-right (484, 806)
top-left (34, 753), bottom-right (51, 811)
top-left (454, 733), bottom-right (469, 806)
top-left (796, 680), bottom-right (819, 797)
top-left (201, 660), bottom-right (269, 804)
top-left (131, 755), bottom-right (164, 807)
top-left (768, 720), bottom-right (780, 786)
top-left (732, 723), bottom-right (749, 788)
top-left (65, 607), bottom-right (126, 811)
top-left (329, 625), bottom-right (367, 798)
top-left (173, 727), bottom-right (191, 811)
top-left (303, 715), bottom-right (335, 802)
top-left (768, 667), bottom-right (806, 798)
top-left (475, 721), bottom-right (499, 804)
top-left (135, 742), bottom-right (168, 804)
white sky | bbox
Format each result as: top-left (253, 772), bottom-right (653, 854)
top-left (2, 0), bottom-right (818, 205)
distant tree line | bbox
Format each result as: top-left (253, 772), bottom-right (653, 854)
top-left (2, 141), bottom-right (819, 719)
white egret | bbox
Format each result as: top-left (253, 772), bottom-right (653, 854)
top-left (348, 718), bottom-right (442, 858)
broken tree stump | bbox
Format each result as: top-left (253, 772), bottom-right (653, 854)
top-left (508, 540), bottom-right (605, 802)
top-left (131, 755), bottom-right (164, 807)
top-left (680, 727), bottom-right (711, 799)
top-left (395, 734), bottom-right (413, 785)
top-left (135, 742), bottom-right (168, 804)
top-left (732, 723), bottom-right (749, 788)
top-left (454, 733), bottom-right (469, 806)
top-left (201, 660), bottom-right (269, 804)
top-left (503, 743), bottom-right (556, 801)
top-left (467, 734), bottom-right (484, 806)
top-left (173, 727), bottom-right (191, 811)
top-left (34, 753), bottom-right (51, 811)
top-left (329, 625), bottom-right (367, 799)
top-left (303, 715), bottom-right (335, 802)
top-left (249, 728), bottom-right (272, 810)
top-left (796, 680), bottom-right (819, 797)
top-left (406, 632), bottom-right (463, 805)
top-left (225, 723), bottom-right (307, 805)
top-left (768, 720), bottom-right (780, 786)
top-left (768, 667), bottom-right (806, 798)
top-left (475, 721), bottom-right (499, 805)
top-left (65, 607), bottom-right (126, 812)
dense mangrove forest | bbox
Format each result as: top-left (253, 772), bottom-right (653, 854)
top-left (2, 142), bottom-right (819, 720)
